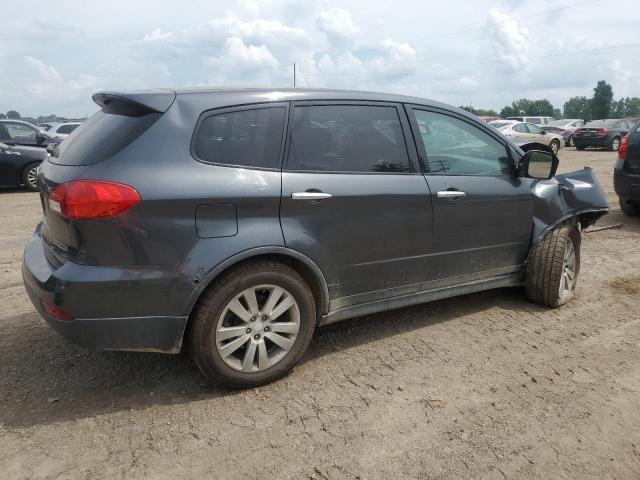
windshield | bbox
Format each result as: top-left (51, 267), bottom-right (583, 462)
top-left (547, 120), bottom-right (571, 127)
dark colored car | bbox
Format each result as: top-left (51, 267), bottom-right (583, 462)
top-left (543, 119), bottom-right (585, 147)
top-left (0, 119), bottom-right (59, 149)
top-left (614, 122), bottom-right (640, 215)
top-left (22, 88), bottom-right (609, 387)
top-left (573, 119), bottom-right (632, 151)
top-left (0, 142), bottom-right (47, 190)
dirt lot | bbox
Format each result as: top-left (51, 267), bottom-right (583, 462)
top-left (1, 148), bottom-right (639, 480)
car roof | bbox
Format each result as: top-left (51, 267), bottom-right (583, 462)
top-left (102, 87), bottom-right (470, 116)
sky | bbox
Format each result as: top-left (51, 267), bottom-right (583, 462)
top-left (1, 0), bottom-right (638, 117)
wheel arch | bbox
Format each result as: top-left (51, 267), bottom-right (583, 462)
top-left (183, 246), bottom-right (330, 322)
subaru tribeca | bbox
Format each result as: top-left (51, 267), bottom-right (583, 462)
top-left (23, 88), bottom-right (609, 387)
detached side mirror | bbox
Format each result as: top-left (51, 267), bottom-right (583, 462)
top-left (518, 150), bottom-right (559, 180)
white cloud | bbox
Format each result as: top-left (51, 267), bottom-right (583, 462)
top-left (484, 9), bottom-right (530, 70)
top-left (317, 8), bottom-right (360, 43)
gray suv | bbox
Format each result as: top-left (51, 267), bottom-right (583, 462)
top-left (22, 88), bottom-right (609, 387)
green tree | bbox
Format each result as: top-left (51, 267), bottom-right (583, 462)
top-left (591, 80), bottom-right (613, 119)
top-left (459, 105), bottom-right (498, 117)
top-left (563, 96), bottom-right (592, 120)
top-left (6, 110), bottom-right (20, 119)
top-left (624, 97), bottom-right (640, 117)
top-left (499, 98), bottom-right (555, 118)
top-left (611, 98), bottom-right (626, 118)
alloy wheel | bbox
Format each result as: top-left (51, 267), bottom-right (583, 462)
top-left (558, 238), bottom-right (576, 301)
top-left (27, 167), bottom-right (38, 189)
top-left (612, 138), bottom-right (620, 151)
top-left (215, 284), bottom-right (300, 372)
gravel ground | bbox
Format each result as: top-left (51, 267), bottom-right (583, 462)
top-left (1, 148), bottom-right (639, 480)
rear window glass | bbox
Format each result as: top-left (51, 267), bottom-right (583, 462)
top-left (586, 120), bottom-right (617, 128)
top-left (57, 124), bottom-right (79, 134)
top-left (51, 111), bottom-right (160, 165)
top-left (287, 105), bottom-right (410, 173)
top-left (193, 107), bottom-right (286, 169)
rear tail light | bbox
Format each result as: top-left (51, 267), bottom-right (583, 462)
top-left (596, 128), bottom-right (609, 135)
top-left (574, 128), bottom-right (582, 135)
top-left (42, 300), bottom-right (73, 321)
top-left (48, 180), bottom-right (141, 219)
top-left (619, 134), bottom-right (629, 160)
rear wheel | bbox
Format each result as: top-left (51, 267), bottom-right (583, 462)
top-left (550, 139), bottom-right (560, 154)
top-left (619, 196), bottom-right (640, 216)
top-left (190, 260), bottom-right (316, 388)
top-left (568, 135), bottom-right (575, 147)
top-left (525, 224), bottom-right (580, 308)
top-left (610, 136), bottom-right (621, 152)
top-left (22, 162), bottom-right (39, 191)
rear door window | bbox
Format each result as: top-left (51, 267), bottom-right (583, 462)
top-left (513, 124), bottom-right (528, 134)
top-left (193, 106), bottom-right (286, 169)
top-left (286, 105), bottom-right (411, 173)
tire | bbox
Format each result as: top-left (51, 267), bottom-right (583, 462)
top-left (610, 136), bottom-right (621, 152)
top-left (525, 223), bottom-right (581, 308)
top-left (568, 135), bottom-right (575, 147)
top-left (22, 162), bottom-right (40, 191)
top-left (576, 145), bottom-right (586, 151)
top-left (190, 260), bottom-right (316, 388)
top-left (550, 139), bottom-right (560, 154)
top-left (619, 196), bottom-right (640, 216)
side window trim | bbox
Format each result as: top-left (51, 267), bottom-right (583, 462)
top-left (283, 100), bottom-right (418, 174)
top-left (404, 104), bottom-right (513, 176)
top-left (190, 102), bottom-right (290, 171)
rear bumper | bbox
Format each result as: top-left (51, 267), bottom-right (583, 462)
top-left (614, 160), bottom-right (640, 199)
top-left (22, 227), bottom-right (191, 353)
top-left (573, 136), bottom-right (610, 148)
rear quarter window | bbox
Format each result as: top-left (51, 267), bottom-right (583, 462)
top-left (192, 106), bottom-right (286, 169)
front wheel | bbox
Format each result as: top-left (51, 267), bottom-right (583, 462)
top-left (22, 162), bottom-right (40, 191)
top-left (525, 224), bottom-right (580, 308)
top-left (550, 139), bottom-right (560, 154)
top-left (189, 260), bottom-right (316, 388)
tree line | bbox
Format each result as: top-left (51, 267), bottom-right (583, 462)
top-left (460, 80), bottom-right (640, 120)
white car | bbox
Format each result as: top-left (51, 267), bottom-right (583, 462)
top-left (494, 121), bottom-right (564, 154)
top-left (506, 116), bottom-right (556, 126)
top-left (47, 122), bottom-right (81, 139)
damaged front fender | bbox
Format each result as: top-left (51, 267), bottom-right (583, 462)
top-left (530, 166), bottom-right (609, 247)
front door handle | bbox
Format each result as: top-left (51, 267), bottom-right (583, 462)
top-left (292, 192), bottom-right (333, 200)
top-left (437, 190), bottom-right (467, 199)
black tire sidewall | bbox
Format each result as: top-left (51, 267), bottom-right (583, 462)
top-left (192, 265), bottom-right (316, 388)
top-left (550, 139), bottom-right (560, 153)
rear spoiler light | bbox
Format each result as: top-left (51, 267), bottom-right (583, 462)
top-left (92, 90), bottom-right (176, 117)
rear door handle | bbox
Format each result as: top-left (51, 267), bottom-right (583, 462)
top-left (437, 190), bottom-right (467, 199)
top-left (292, 192), bottom-right (333, 200)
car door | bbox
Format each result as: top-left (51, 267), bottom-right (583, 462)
top-left (2, 122), bottom-right (40, 147)
top-left (406, 106), bottom-right (533, 282)
top-left (280, 102), bottom-right (434, 309)
top-left (512, 123), bottom-right (532, 141)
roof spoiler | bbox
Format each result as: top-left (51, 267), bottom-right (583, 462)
top-left (92, 90), bottom-right (176, 117)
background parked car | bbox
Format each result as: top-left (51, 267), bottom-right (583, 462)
top-left (479, 116), bottom-right (500, 123)
top-left (495, 121), bottom-right (564, 153)
top-left (0, 142), bottom-right (46, 191)
top-left (0, 120), bottom-right (59, 149)
top-left (573, 119), bottom-right (632, 151)
top-left (47, 122), bottom-right (81, 139)
top-left (507, 116), bottom-right (555, 126)
top-left (543, 119), bottom-right (586, 147)
top-left (614, 122), bottom-right (640, 215)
